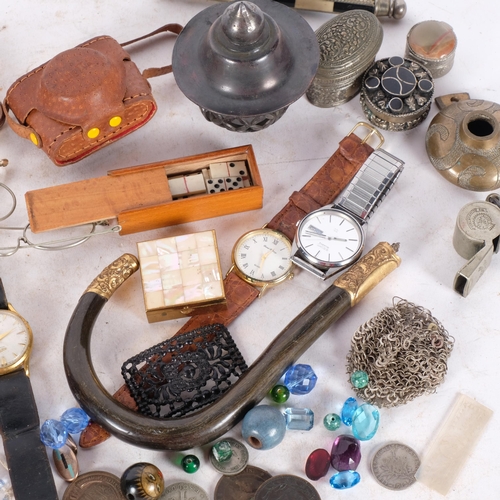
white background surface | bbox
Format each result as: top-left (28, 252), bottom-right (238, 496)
top-left (1, 1), bottom-right (499, 499)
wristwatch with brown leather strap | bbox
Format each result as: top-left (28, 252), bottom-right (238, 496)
top-left (79, 122), bottom-right (382, 448)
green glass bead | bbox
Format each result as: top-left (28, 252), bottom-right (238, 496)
top-left (350, 370), bottom-right (369, 389)
top-left (211, 440), bottom-right (233, 463)
top-left (270, 385), bottom-right (290, 404)
top-left (181, 455), bottom-right (200, 474)
top-left (323, 413), bottom-right (341, 431)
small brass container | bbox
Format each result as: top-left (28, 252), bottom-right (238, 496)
top-left (307, 10), bottom-right (383, 108)
top-left (426, 93), bottom-right (500, 191)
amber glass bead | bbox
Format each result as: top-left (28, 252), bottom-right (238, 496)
top-left (181, 455), bottom-right (200, 474)
top-left (270, 385), bottom-right (290, 403)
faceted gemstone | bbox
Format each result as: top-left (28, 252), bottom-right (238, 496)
top-left (323, 413), bottom-right (341, 431)
top-left (241, 405), bottom-right (286, 450)
top-left (284, 408), bottom-right (314, 431)
top-left (270, 384), bottom-right (290, 404)
top-left (350, 370), bottom-right (369, 389)
top-left (352, 403), bottom-right (380, 441)
top-left (60, 407), bottom-right (90, 434)
top-left (341, 397), bottom-right (358, 426)
top-left (211, 440), bottom-right (233, 463)
top-left (330, 470), bottom-right (361, 489)
top-left (330, 434), bottom-right (361, 471)
top-left (305, 449), bottom-right (331, 481)
top-left (181, 455), bottom-right (200, 473)
top-left (40, 419), bottom-right (68, 449)
top-left (284, 364), bottom-right (317, 395)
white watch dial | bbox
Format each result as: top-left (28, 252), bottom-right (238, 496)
top-left (297, 209), bottom-right (363, 266)
top-left (233, 228), bottom-right (293, 284)
top-left (0, 310), bottom-right (30, 368)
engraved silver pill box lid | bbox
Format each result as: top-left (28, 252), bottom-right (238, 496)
top-left (306, 10), bottom-right (383, 108)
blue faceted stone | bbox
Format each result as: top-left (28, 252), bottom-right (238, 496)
top-left (40, 419), bottom-right (68, 449)
top-left (284, 408), bottom-right (314, 431)
top-left (330, 470), bottom-right (361, 489)
top-left (352, 403), bottom-right (380, 440)
top-left (341, 397), bottom-right (358, 426)
top-left (284, 364), bottom-right (317, 395)
top-left (241, 405), bottom-right (287, 450)
top-left (60, 407), bottom-right (90, 434)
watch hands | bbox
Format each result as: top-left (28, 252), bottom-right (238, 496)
top-left (0, 328), bottom-right (14, 341)
top-left (304, 228), bottom-right (348, 242)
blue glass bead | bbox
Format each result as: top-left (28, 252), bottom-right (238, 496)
top-left (350, 370), bottom-right (369, 389)
top-left (352, 403), bottom-right (380, 441)
top-left (241, 405), bottom-right (286, 450)
top-left (284, 408), bottom-right (314, 431)
top-left (40, 419), bottom-right (68, 449)
top-left (330, 470), bottom-right (361, 489)
top-left (284, 364), bottom-right (317, 395)
top-left (323, 413), bottom-right (341, 431)
top-left (60, 407), bottom-right (90, 434)
top-left (341, 397), bottom-right (358, 426)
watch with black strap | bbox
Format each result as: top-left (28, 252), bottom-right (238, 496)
top-left (0, 279), bottom-right (59, 500)
top-left (79, 122), bottom-right (384, 447)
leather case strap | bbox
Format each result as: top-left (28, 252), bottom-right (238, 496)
top-left (0, 369), bottom-right (58, 499)
top-left (0, 279), bottom-right (8, 310)
top-left (79, 130), bottom-right (374, 448)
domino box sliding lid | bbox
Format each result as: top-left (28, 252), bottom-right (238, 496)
top-left (307, 10), bottom-right (383, 108)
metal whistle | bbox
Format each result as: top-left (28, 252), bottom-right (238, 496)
top-left (217, 0), bottom-right (407, 19)
top-left (453, 194), bottom-right (500, 297)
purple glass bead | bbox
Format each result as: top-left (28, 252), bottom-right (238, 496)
top-left (40, 419), bottom-right (68, 449)
top-left (241, 405), bottom-right (286, 450)
top-left (60, 407), bottom-right (90, 434)
top-left (341, 397), bottom-right (358, 426)
top-left (284, 364), bottom-right (317, 395)
top-left (330, 434), bottom-right (361, 471)
top-left (352, 403), bottom-right (380, 441)
top-left (330, 470), bottom-right (361, 489)
top-left (305, 449), bottom-right (331, 481)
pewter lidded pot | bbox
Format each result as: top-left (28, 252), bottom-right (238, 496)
top-left (172, 0), bottom-right (320, 132)
top-left (426, 93), bottom-right (500, 191)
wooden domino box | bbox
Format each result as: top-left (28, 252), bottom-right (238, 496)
top-left (25, 144), bottom-right (263, 235)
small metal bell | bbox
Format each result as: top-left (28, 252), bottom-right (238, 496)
top-left (172, 0), bottom-right (320, 132)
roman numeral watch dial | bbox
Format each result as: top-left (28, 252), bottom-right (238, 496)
top-left (232, 228), bottom-right (294, 293)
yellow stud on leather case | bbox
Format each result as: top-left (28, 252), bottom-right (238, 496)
top-left (109, 116), bottom-right (122, 127)
top-left (87, 127), bottom-right (100, 139)
top-left (29, 132), bottom-right (38, 146)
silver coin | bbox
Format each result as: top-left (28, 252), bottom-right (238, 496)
top-left (209, 437), bottom-right (249, 475)
top-left (371, 442), bottom-right (421, 490)
top-left (161, 481), bottom-right (209, 500)
top-left (62, 471), bottom-right (122, 499)
top-left (254, 474), bottom-right (320, 500)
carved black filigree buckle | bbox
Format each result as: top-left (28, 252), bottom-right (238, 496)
top-left (121, 323), bottom-right (248, 418)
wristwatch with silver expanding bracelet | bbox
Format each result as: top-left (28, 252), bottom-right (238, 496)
top-left (291, 148), bottom-right (404, 279)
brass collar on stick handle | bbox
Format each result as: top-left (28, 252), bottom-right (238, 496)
top-left (64, 242), bottom-right (400, 451)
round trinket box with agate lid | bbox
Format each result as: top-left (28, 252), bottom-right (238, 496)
top-left (172, 0), bottom-right (319, 132)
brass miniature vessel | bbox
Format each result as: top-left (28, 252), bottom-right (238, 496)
top-left (426, 93), bottom-right (500, 191)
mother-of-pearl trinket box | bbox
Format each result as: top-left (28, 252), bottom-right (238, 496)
top-left (137, 230), bottom-right (226, 322)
